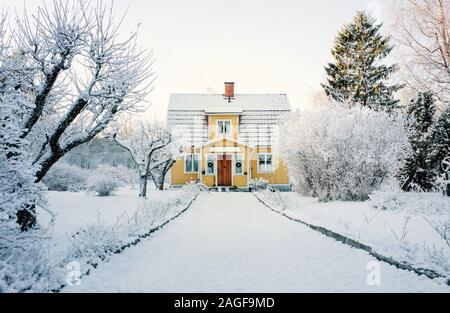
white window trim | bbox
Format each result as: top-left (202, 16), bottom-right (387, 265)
top-left (233, 153), bottom-right (245, 176)
top-left (216, 119), bottom-right (232, 136)
top-left (257, 153), bottom-right (274, 174)
top-left (205, 154), bottom-right (216, 176)
top-left (184, 153), bottom-right (199, 174)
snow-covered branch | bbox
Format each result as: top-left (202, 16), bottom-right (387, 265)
top-left (7, 0), bottom-right (155, 183)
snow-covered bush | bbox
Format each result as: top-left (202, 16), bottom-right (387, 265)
top-left (281, 104), bottom-right (410, 201)
top-left (249, 178), bottom-right (270, 191)
top-left (0, 220), bottom-right (56, 292)
top-left (42, 163), bottom-right (89, 192)
top-left (87, 175), bottom-right (120, 197)
top-left (86, 165), bottom-right (133, 197)
top-left (370, 185), bottom-right (450, 214)
top-left (67, 222), bottom-right (123, 265)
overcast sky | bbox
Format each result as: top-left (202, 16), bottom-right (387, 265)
top-left (2, 0), bottom-right (396, 120)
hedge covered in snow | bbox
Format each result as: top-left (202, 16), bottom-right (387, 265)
top-left (281, 104), bottom-right (410, 201)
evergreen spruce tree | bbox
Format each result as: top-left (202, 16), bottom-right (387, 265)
top-left (400, 92), bottom-right (437, 191)
top-left (430, 105), bottom-right (450, 174)
top-left (322, 11), bottom-right (401, 111)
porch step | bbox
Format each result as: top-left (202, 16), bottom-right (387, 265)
top-left (210, 186), bottom-right (240, 193)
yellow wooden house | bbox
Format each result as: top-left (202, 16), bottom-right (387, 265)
top-left (168, 82), bottom-right (291, 191)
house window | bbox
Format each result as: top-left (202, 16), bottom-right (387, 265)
top-left (234, 154), bottom-right (244, 175)
top-left (206, 155), bottom-right (215, 176)
top-left (258, 153), bottom-right (273, 173)
top-left (217, 120), bottom-right (232, 135)
top-left (185, 154), bottom-right (199, 173)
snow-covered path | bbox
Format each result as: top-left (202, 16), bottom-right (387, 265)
top-left (64, 193), bottom-right (449, 292)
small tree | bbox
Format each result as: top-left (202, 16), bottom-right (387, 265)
top-left (322, 11), bottom-right (401, 111)
top-left (400, 92), bottom-right (437, 191)
top-left (111, 122), bottom-right (172, 198)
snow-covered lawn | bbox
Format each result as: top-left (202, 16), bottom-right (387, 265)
top-left (34, 186), bottom-right (198, 291)
top-left (63, 193), bottom-right (449, 292)
top-left (257, 191), bottom-right (450, 278)
top-left (38, 188), bottom-right (185, 259)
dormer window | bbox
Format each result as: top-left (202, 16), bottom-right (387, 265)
top-left (217, 120), bottom-right (232, 135)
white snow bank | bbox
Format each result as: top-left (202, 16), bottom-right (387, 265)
top-left (257, 190), bottom-right (450, 278)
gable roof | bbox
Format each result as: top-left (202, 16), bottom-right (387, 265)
top-left (168, 94), bottom-right (291, 113)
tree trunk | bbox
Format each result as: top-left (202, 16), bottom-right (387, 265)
top-left (35, 152), bottom-right (64, 183)
top-left (139, 175), bottom-right (148, 198)
top-left (158, 176), bottom-right (165, 191)
top-left (158, 159), bottom-right (175, 191)
top-left (16, 206), bottom-right (37, 231)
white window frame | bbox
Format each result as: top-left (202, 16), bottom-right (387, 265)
top-left (216, 119), bottom-right (232, 136)
top-left (233, 153), bottom-right (244, 176)
top-left (257, 153), bottom-right (274, 173)
top-left (205, 154), bottom-right (216, 176)
top-left (184, 153), bottom-right (199, 174)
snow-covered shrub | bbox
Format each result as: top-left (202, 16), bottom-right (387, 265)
top-left (249, 178), bottom-right (270, 191)
top-left (0, 220), bottom-right (56, 292)
top-left (87, 175), bottom-right (120, 197)
top-left (86, 166), bottom-right (132, 196)
top-left (66, 222), bottom-right (123, 265)
top-left (281, 103), bottom-right (410, 201)
top-left (370, 186), bottom-right (450, 214)
top-left (118, 199), bottom-right (171, 237)
top-left (42, 163), bottom-right (89, 192)
top-left (369, 181), bottom-right (408, 211)
top-left (118, 183), bottom-right (200, 237)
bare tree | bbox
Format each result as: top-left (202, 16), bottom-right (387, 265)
top-left (394, 0), bottom-right (450, 104)
top-left (2, 0), bottom-right (154, 229)
top-left (12, 0), bottom-right (154, 183)
top-left (111, 121), bottom-right (172, 198)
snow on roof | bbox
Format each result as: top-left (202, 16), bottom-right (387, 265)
top-left (168, 94), bottom-right (291, 112)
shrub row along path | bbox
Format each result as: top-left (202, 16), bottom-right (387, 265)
top-left (63, 193), bottom-right (448, 292)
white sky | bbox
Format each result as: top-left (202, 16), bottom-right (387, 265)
top-left (2, 0), bottom-right (395, 121)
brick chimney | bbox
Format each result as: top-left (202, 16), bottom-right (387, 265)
top-left (224, 82), bottom-right (235, 99)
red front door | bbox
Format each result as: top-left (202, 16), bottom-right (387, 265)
top-left (218, 156), bottom-right (232, 186)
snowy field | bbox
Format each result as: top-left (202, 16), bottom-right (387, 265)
top-left (257, 191), bottom-right (450, 278)
top-left (38, 188), bottom-right (180, 255)
top-left (63, 193), bottom-right (449, 293)
top-left (34, 186), bottom-right (197, 288)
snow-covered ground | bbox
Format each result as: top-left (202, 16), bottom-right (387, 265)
top-left (38, 186), bottom-right (198, 288)
top-left (63, 192), bottom-right (449, 293)
top-left (37, 187), bottom-right (194, 277)
top-left (258, 191), bottom-right (450, 277)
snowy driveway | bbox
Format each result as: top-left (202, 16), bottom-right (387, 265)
top-left (64, 193), bottom-right (448, 292)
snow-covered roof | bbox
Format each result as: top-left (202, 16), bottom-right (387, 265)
top-left (168, 94), bottom-right (291, 113)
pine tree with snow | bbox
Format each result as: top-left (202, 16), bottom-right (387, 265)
top-left (430, 105), bottom-right (450, 175)
top-left (322, 11), bottom-right (401, 111)
top-left (400, 92), bottom-right (437, 191)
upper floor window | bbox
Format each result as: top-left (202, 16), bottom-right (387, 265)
top-left (258, 153), bottom-right (273, 173)
top-left (217, 120), bottom-right (232, 135)
top-left (184, 154), bottom-right (199, 173)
